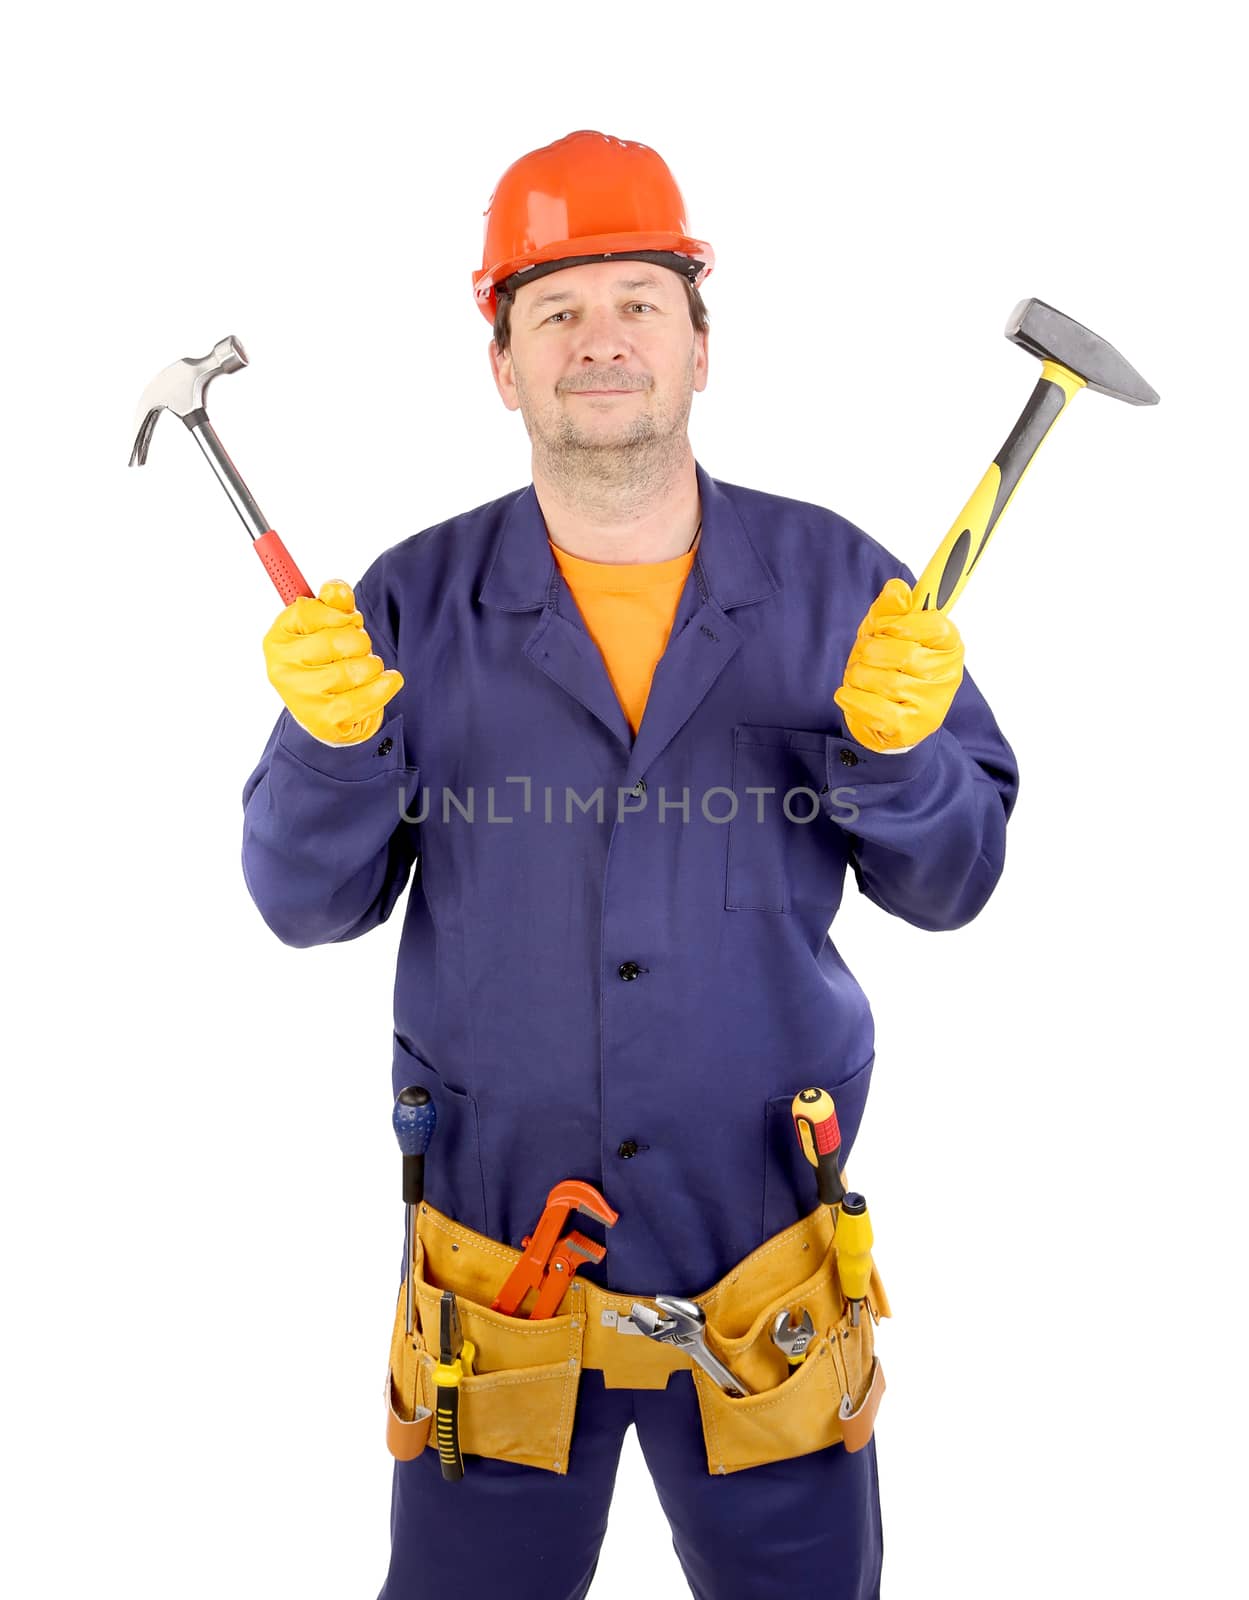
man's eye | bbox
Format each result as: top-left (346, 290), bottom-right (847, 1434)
top-left (543, 303), bottom-right (654, 324)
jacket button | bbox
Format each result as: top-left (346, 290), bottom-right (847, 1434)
top-left (631, 778), bottom-right (646, 797)
top-left (376, 737), bottom-right (394, 757)
top-left (839, 748), bottom-right (859, 767)
top-left (617, 1139), bottom-right (639, 1159)
top-left (618, 961), bottom-right (641, 981)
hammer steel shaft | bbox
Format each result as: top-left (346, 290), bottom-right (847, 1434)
top-left (183, 408), bottom-right (272, 539)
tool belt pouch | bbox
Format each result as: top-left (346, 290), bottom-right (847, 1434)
top-left (686, 1206), bottom-right (890, 1476)
top-left (383, 1200), bottom-right (890, 1478)
top-left (385, 1203), bottom-right (586, 1474)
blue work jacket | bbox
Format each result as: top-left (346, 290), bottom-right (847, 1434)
top-left (241, 460), bottom-right (1018, 1293)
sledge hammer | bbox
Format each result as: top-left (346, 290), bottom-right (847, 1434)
top-left (912, 297), bottom-right (1159, 614)
top-left (128, 334), bottom-right (313, 604)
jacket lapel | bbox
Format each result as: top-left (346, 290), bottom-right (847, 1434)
top-left (478, 461), bottom-right (780, 776)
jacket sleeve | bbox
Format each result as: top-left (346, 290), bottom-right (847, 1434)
top-left (240, 569), bottom-right (422, 948)
top-left (822, 561), bottom-right (1020, 933)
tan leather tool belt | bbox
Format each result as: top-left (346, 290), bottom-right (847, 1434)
top-left (384, 1197), bottom-right (890, 1477)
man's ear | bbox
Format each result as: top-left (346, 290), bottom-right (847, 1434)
top-left (489, 341), bottom-right (520, 412)
top-left (693, 327), bottom-right (710, 393)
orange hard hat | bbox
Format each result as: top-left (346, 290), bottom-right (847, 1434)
top-left (472, 129), bottom-right (715, 326)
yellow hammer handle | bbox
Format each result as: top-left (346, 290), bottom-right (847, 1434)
top-left (912, 360), bottom-right (1086, 614)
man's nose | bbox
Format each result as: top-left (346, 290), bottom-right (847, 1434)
top-left (573, 304), bottom-right (632, 360)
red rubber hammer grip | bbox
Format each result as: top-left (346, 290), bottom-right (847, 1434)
top-left (254, 529), bottom-right (314, 604)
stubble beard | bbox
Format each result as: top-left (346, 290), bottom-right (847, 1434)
top-left (515, 346), bottom-right (696, 509)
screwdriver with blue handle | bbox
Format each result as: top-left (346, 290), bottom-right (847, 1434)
top-left (392, 1086), bottom-right (436, 1338)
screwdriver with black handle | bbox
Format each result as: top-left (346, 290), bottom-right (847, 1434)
top-left (392, 1086), bottom-right (436, 1337)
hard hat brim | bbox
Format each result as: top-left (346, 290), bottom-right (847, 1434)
top-left (473, 233), bottom-right (715, 322)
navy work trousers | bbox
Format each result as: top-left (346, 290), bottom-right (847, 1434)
top-left (376, 1366), bottom-right (884, 1599)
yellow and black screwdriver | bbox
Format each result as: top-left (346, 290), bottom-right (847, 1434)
top-left (791, 1089), bottom-right (876, 1324)
top-left (836, 1193), bottom-right (874, 1327)
top-left (433, 1290), bottom-right (475, 1482)
top-left (791, 1087), bottom-right (847, 1210)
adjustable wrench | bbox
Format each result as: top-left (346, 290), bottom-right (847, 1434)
top-left (628, 1295), bottom-right (753, 1397)
top-left (770, 1306), bottom-right (816, 1368)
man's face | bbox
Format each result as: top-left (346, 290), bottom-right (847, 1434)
top-left (489, 260), bottom-right (709, 463)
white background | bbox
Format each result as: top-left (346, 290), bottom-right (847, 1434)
top-left (5, 3), bottom-right (1244, 1596)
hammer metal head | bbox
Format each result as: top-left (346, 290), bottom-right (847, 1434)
top-left (129, 334), bottom-right (248, 465)
top-left (1006, 298), bottom-right (1158, 405)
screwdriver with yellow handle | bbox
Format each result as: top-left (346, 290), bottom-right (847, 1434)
top-left (433, 1291), bottom-right (475, 1482)
top-left (836, 1193), bottom-right (874, 1327)
top-left (790, 1087), bottom-right (846, 1209)
top-left (791, 1089), bottom-right (875, 1325)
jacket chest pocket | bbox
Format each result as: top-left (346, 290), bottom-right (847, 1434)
top-left (725, 725), bottom-right (847, 914)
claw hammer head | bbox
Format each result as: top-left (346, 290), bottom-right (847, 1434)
top-left (1006, 298), bottom-right (1159, 405)
top-left (129, 334), bottom-right (248, 466)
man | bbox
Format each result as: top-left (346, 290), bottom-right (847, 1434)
top-left (243, 129), bottom-right (1018, 1600)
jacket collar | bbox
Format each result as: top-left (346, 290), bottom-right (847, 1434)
top-left (478, 459), bottom-right (778, 613)
top-left (477, 459), bottom-right (779, 774)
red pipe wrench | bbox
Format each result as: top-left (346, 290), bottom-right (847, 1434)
top-left (492, 1179), bottom-right (618, 1318)
top-left (530, 1231), bottom-right (607, 1320)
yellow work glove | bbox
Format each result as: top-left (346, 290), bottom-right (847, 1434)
top-left (832, 577), bottom-right (964, 753)
top-left (263, 579), bottom-right (404, 746)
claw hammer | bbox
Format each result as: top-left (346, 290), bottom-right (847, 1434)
top-left (129, 334), bottom-right (313, 605)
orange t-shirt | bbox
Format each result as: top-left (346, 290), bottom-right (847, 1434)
top-left (548, 528), bottom-right (701, 736)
